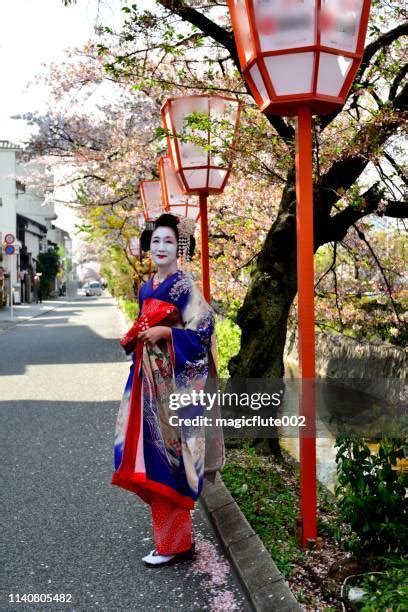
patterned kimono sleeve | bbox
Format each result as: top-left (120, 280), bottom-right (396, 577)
top-left (169, 274), bottom-right (214, 380)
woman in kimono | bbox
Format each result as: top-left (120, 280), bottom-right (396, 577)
top-left (112, 213), bottom-right (224, 567)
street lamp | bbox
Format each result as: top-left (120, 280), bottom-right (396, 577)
top-left (158, 156), bottom-right (200, 221)
top-left (161, 95), bottom-right (242, 301)
top-left (228, 0), bottom-right (371, 547)
top-left (228, 0), bottom-right (371, 116)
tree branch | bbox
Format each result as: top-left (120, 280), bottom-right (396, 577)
top-left (157, 0), bottom-right (237, 60)
top-left (393, 81), bottom-right (407, 111)
top-left (383, 151), bottom-right (408, 186)
top-left (358, 22), bottom-right (408, 80)
top-left (318, 101), bottom-right (405, 216)
top-left (157, 0), bottom-right (294, 142)
top-left (320, 22), bottom-right (408, 129)
top-left (389, 63), bottom-right (408, 101)
top-left (380, 199), bottom-right (408, 218)
top-left (321, 183), bottom-right (384, 244)
top-left (352, 224), bottom-right (402, 326)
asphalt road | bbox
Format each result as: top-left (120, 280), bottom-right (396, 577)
top-left (1, 295), bottom-right (251, 612)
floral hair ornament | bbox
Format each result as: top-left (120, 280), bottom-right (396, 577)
top-left (177, 216), bottom-right (196, 264)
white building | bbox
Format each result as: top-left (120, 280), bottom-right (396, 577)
top-left (0, 140), bottom-right (21, 305)
top-left (0, 140), bottom-right (70, 305)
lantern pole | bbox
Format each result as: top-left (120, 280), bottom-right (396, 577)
top-left (199, 191), bottom-right (211, 303)
top-left (295, 107), bottom-right (317, 547)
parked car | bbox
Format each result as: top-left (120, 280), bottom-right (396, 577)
top-left (85, 281), bottom-right (102, 296)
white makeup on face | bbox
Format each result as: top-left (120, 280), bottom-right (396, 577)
top-left (150, 226), bottom-right (178, 276)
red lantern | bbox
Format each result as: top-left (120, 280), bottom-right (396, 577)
top-left (139, 180), bottom-right (164, 223)
top-left (228, 0), bottom-right (371, 116)
top-left (228, 0), bottom-right (372, 549)
top-left (158, 156), bottom-right (200, 222)
top-left (161, 95), bottom-right (242, 195)
top-left (161, 95), bottom-right (242, 302)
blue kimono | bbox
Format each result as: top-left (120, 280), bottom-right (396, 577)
top-left (112, 271), bottom-right (223, 509)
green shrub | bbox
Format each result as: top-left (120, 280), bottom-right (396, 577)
top-left (361, 557), bottom-right (408, 611)
top-left (37, 248), bottom-right (60, 298)
top-left (101, 244), bottom-right (137, 302)
top-left (222, 446), bottom-right (305, 577)
top-left (122, 299), bottom-right (138, 321)
top-left (335, 437), bottom-right (408, 557)
top-left (215, 316), bottom-right (241, 378)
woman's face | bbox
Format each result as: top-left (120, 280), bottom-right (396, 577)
top-left (150, 226), bottom-right (178, 268)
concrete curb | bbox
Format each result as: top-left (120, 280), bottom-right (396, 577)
top-left (200, 473), bottom-right (301, 612)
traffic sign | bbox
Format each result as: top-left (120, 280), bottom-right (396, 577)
top-left (5, 245), bottom-right (15, 255)
top-left (4, 233), bottom-right (15, 244)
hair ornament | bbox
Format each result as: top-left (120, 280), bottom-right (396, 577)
top-left (177, 216), bottom-right (196, 263)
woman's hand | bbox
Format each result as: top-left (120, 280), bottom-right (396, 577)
top-left (138, 326), bottom-right (171, 345)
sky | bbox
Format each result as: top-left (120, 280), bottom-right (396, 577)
top-left (0, 0), bottom-right (132, 234)
top-left (0, 0), bottom-right (129, 144)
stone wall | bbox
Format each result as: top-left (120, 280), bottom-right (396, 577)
top-left (284, 326), bottom-right (407, 405)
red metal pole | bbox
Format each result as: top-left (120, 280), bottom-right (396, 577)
top-left (295, 108), bottom-right (317, 547)
top-left (199, 192), bottom-right (211, 303)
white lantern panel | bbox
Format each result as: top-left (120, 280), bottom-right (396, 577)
top-left (170, 205), bottom-right (188, 217)
top-left (129, 237), bottom-right (140, 256)
top-left (179, 140), bottom-right (208, 168)
top-left (249, 63), bottom-right (270, 106)
top-left (210, 96), bottom-right (228, 167)
top-left (168, 192), bottom-right (191, 205)
top-left (209, 169), bottom-right (228, 190)
top-left (162, 157), bottom-right (193, 205)
top-left (184, 168), bottom-right (208, 190)
top-left (316, 52), bottom-right (352, 96)
top-left (265, 52), bottom-right (314, 95)
top-left (320, 0), bottom-right (363, 53)
top-left (143, 181), bottom-right (161, 206)
top-left (145, 206), bottom-right (163, 219)
top-left (233, 0), bottom-right (255, 63)
top-left (172, 206), bottom-right (199, 221)
top-left (171, 97), bottom-right (208, 167)
top-left (186, 206), bottom-right (200, 221)
top-left (210, 95), bottom-right (238, 124)
top-left (254, 0), bottom-right (315, 52)
top-left (209, 97), bottom-right (239, 167)
top-left (142, 181), bottom-right (163, 219)
top-left (164, 108), bottom-right (179, 168)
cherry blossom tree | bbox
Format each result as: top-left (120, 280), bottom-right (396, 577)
top-left (24, 1), bottom-right (407, 378)
top-left (89, 0), bottom-right (407, 378)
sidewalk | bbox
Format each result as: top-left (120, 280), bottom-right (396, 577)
top-left (0, 299), bottom-right (62, 332)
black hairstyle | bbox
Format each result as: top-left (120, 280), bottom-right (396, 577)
top-left (140, 213), bottom-right (196, 257)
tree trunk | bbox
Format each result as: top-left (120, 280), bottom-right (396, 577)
top-left (228, 168), bottom-right (300, 456)
top-left (229, 168), bottom-right (298, 379)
